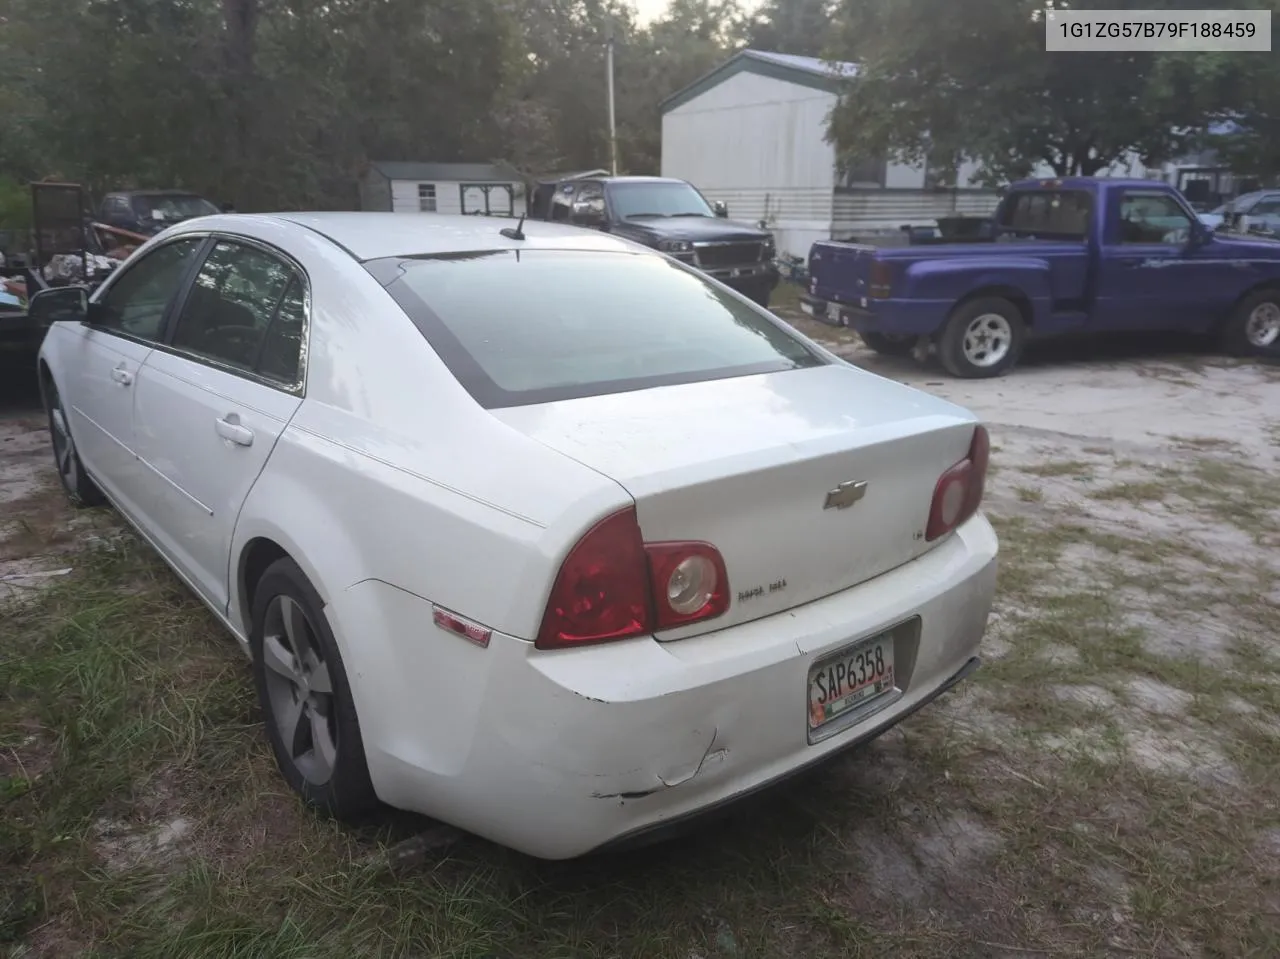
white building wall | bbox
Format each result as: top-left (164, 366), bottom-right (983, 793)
top-left (389, 180), bottom-right (525, 216)
top-left (832, 190), bottom-right (1002, 236)
top-left (662, 71), bottom-right (838, 259)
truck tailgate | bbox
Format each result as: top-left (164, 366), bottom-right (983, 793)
top-left (808, 241), bottom-right (877, 308)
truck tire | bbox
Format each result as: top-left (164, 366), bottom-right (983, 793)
top-left (860, 332), bottom-right (916, 357)
top-left (938, 297), bottom-right (1026, 379)
top-left (1221, 289), bottom-right (1280, 357)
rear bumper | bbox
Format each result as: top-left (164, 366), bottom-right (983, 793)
top-left (334, 515), bottom-right (998, 860)
top-left (594, 653), bottom-right (982, 854)
top-left (801, 293), bottom-right (950, 336)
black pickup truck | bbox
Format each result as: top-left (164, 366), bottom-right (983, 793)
top-left (527, 175), bottom-right (779, 307)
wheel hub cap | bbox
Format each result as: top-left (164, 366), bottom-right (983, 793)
top-left (261, 595), bottom-right (338, 785)
top-left (962, 313), bottom-right (1013, 368)
top-left (1246, 302), bottom-right (1280, 348)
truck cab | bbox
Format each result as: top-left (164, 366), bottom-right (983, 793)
top-left (804, 177), bottom-right (1280, 377)
top-left (528, 175), bottom-right (779, 307)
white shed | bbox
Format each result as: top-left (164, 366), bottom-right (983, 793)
top-left (359, 162), bottom-right (526, 217)
top-left (660, 50), bottom-right (1007, 259)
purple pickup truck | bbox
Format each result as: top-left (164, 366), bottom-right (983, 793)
top-left (802, 177), bottom-right (1280, 378)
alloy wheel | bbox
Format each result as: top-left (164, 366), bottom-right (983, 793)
top-left (260, 594), bottom-right (339, 785)
top-left (962, 313), bottom-right (1013, 368)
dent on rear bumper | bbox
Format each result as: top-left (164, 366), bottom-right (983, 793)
top-left (330, 516), bottom-right (998, 859)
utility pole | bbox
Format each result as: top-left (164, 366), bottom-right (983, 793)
top-left (606, 35), bottom-right (618, 175)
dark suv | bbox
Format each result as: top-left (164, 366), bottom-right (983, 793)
top-left (96, 190), bottom-right (220, 238)
top-left (528, 176), bottom-right (779, 307)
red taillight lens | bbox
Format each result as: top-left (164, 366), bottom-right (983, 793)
top-left (869, 260), bottom-right (895, 298)
top-left (535, 509), bottom-right (730, 650)
top-left (646, 542), bottom-right (729, 630)
top-left (926, 425), bottom-right (990, 542)
top-left (536, 508), bottom-right (652, 650)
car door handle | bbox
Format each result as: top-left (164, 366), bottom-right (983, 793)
top-left (111, 366), bottom-right (133, 386)
top-left (215, 415), bottom-right (254, 447)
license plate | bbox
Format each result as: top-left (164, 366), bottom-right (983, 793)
top-left (808, 635), bottom-right (896, 731)
top-left (826, 302), bottom-right (842, 323)
top-left (801, 301), bottom-right (815, 316)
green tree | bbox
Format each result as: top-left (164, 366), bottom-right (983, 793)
top-left (739, 0), bottom-right (831, 57)
top-left (826, 0), bottom-right (1209, 185)
top-left (1155, 0), bottom-right (1280, 178)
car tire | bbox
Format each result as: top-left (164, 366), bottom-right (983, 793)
top-left (42, 375), bottom-right (106, 508)
top-left (937, 297), bottom-right (1026, 379)
top-left (1221, 289), bottom-right (1280, 357)
top-left (250, 557), bottom-right (379, 820)
top-left (860, 331), bottom-right (917, 357)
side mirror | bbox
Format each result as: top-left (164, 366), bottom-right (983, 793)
top-left (713, 201), bottom-right (729, 219)
top-left (28, 285), bottom-right (89, 328)
top-left (1187, 224), bottom-right (1214, 249)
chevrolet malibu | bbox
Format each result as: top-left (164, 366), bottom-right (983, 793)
top-left (30, 213), bottom-right (998, 859)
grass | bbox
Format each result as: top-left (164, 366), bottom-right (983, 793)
top-left (5, 428), bottom-right (1280, 957)
top-left (1020, 460), bottom-right (1093, 480)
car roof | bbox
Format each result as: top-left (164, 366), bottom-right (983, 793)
top-left (257, 212), bottom-right (649, 262)
top-left (596, 176), bottom-right (688, 185)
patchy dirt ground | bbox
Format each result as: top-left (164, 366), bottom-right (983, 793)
top-left (3, 330), bottom-right (1280, 958)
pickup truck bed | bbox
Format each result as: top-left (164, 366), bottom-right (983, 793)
top-left (803, 177), bottom-right (1280, 377)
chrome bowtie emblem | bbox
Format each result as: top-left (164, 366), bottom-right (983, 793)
top-left (824, 480), bottom-right (868, 510)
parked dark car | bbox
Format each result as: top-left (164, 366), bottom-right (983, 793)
top-left (96, 190), bottom-right (220, 237)
top-left (804, 177), bottom-right (1280, 378)
top-left (527, 175), bottom-right (779, 307)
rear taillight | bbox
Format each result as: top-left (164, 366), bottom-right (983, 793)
top-left (645, 542), bottom-right (729, 630)
top-left (869, 260), bottom-right (895, 298)
top-left (535, 508), bottom-right (730, 650)
top-left (926, 426), bottom-right (990, 542)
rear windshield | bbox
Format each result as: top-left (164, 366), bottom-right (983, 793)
top-left (998, 190), bottom-right (1092, 239)
top-left (369, 249), bottom-right (824, 408)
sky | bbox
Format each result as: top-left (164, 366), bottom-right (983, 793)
top-left (632, 0), bottom-right (761, 25)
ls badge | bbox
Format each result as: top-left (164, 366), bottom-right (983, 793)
top-left (823, 479), bottom-right (868, 511)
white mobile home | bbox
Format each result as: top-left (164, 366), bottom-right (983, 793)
top-left (659, 50), bottom-right (1178, 259)
top-left (359, 162), bottom-right (526, 217)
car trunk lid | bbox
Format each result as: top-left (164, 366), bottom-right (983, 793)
top-left (491, 365), bottom-right (981, 639)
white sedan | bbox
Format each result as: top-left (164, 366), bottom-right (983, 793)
top-left (30, 212), bottom-right (998, 859)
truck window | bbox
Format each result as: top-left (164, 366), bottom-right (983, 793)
top-left (999, 190), bottom-right (1091, 239)
top-left (1118, 192), bottom-right (1193, 245)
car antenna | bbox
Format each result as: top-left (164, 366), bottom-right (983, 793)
top-left (500, 214), bottom-right (527, 241)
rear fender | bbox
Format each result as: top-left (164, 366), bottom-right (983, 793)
top-left (902, 258), bottom-right (1051, 325)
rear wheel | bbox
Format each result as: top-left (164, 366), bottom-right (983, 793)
top-left (250, 557), bottom-right (378, 819)
top-left (937, 297), bottom-right (1026, 379)
top-left (1222, 290), bottom-right (1280, 357)
top-left (860, 331), bottom-right (916, 357)
top-left (43, 375), bottom-right (105, 508)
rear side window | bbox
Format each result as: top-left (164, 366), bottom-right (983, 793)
top-left (372, 250), bottom-right (824, 408)
top-left (998, 190), bottom-right (1092, 239)
top-left (170, 239), bottom-right (305, 385)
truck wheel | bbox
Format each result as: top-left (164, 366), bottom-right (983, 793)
top-left (1222, 289), bottom-right (1280, 357)
top-left (938, 297), bottom-right (1026, 378)
top-left (860, 332), bottom-right (916, 357)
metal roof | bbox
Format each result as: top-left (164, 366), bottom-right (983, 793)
top-left (366, 161), bottom-right (522, 183)
top-left (661, 49), bottom-right (858, 114)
